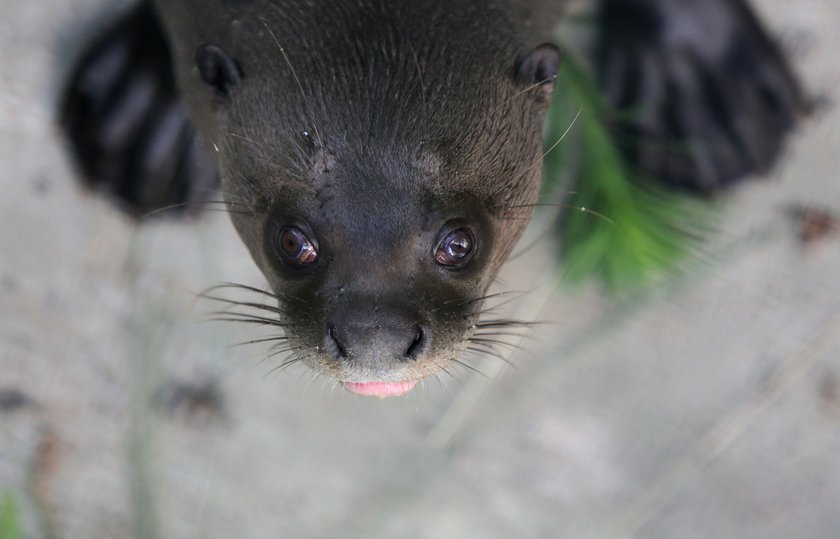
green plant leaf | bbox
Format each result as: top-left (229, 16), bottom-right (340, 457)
top-left (543, 49), bottom-right (712, 293)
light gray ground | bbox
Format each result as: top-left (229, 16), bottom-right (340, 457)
top-left (1, 1), bottom-right (839, 538)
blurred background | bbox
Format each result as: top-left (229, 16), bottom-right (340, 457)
top-left (2, 0), bottom-right (839, 537)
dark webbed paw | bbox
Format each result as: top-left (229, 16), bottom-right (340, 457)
top-left (597, 0), bottom-right (808, 192)
top-left (61, 4), bottom-right (219, 216)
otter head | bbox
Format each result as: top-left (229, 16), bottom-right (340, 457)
top-left (190, 6), bottom-right (559, 397)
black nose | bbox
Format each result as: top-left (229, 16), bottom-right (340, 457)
top-left (326, 318), bottom-right (428, 365)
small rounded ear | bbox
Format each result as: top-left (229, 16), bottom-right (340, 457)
top-left (195, 44), bottom-right (242, 99)
top-left (516, 43), bottom-right (561, 104)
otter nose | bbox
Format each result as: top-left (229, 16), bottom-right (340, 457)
top-left (326, 317), bottom-right (428, 365)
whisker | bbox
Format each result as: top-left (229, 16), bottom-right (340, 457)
top-left (229, 335), bottom-right (290, 348)
top-left (202, 200), bottom-right (249, 209)
top-left (407, 42), bottom-right (427, 110)
top-left (139, 202), bottom-right (190, 220)
top-left (198, 294), bottom-right (285, 316)
top-left (432, 290), bottom-right (529, 312)
top-left (451, 358), bottom-right (490, 378)
top-left (495, 202), bottom-right (615, 225)
top-left (138, 196), bottom-right (255, 221)
top-left (206, 316), bottom-right (288, 328)
top-left (495, 215), bottom-right (540, 222)
top-left (469, 293), bottom-right (530, 317)
top-left (468, 290), bottom-right (529, 305)
top-left (204, 309), bottom-right (286, 323)
top-left (201, 282), bottom-right (304, 304)
top-left (258, 346), bottom-right (302, 366)
top-left (506, 75), bottom-right (558, 101)
top-left (228, 132), bottom-right (270, 153)
top-left (469, 306), bottom-right (506, 319)
top-left (438, 366), bottom-right (465, 390)
top-left (528, 108), bottom-right (582, 176)
top-left (264, 356), bottom-right (303, 378)
top-left (207, 208), bottom-right (253, 216)
top-left (261, 20), bottom-right (323, 148)
top-left (565, 204), bottom-right (616, 225)
top-left (232, 174), bottom-right (274, 209)
top-left (464, 345), bottom-right (516, 368)
top-left (475, 319), bottom-right (548, 329)
top-left (473, 330), bottom-right (537, 341)
top-left (304, 368), bottom-right (326, 393)
top-left (491, 108), bottom-right (581, 198)
top-left (268, 339), bottom-right (294, 352)
top-left (201, 282), bottom-right (276, 297)
top-left (468, 337), bottom-right (530, 354)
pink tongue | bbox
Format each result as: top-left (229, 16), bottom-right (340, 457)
top-left (341, 380), bottom-right (419, 398)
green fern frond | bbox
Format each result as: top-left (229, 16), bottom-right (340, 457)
top-left (543, 50), bottom-right (712, 293)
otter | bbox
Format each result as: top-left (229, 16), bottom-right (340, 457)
top-left (61, 0), bottom-right (804, 397)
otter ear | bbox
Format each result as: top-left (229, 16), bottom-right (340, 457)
top-left (516, 43), bottom-right (561, 104)
top-left (196, 44), bottom-right (242, 99)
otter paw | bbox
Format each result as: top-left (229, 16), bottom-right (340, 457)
top-left (61, 4), bottom-right (219, 217)
top-left (596, 0), bottom-right (807, 193)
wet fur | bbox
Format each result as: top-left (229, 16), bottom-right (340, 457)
top-left (145, 0), bottom-right (556, 383)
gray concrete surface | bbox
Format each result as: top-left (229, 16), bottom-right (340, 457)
top-left (1, 1), bottom-right (839, 538)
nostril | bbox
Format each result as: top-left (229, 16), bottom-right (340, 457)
top-left (328, 325), bottom-right (348, 359)
top-left (405, 326), bottom-right (427, 360)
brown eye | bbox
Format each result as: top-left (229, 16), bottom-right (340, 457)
top-left (435, 228), bottom-right (476, 268)
top-left (278, 226), bottom-right (318, 267)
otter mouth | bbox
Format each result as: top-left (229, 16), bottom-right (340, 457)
top-left (340, 379), bottom-right (419, 398)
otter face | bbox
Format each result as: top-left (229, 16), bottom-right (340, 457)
top-left (192, 22), bottom-right (559, 396)
top-left (253, 180), bottom-right (497, 394)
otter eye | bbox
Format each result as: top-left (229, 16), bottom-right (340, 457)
top-left (277, 226), bottom-right (318, 267)
top-left (434, 228), bottom-right (476, 268)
